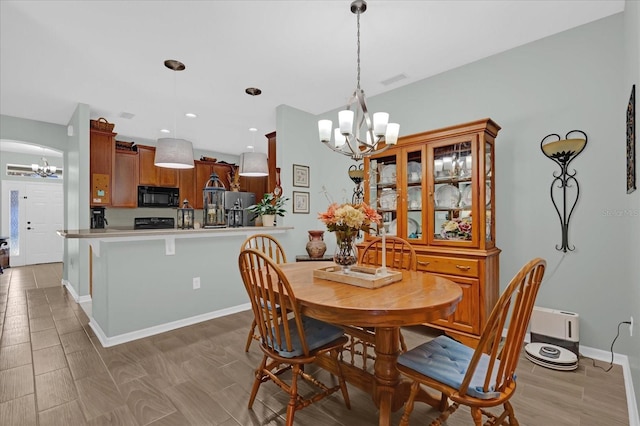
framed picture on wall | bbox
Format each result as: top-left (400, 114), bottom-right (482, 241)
top-left (293, 164), bottom-right (309, 188)
top-left (292, 191), bottom-right (310, 214)
top-left (627, 84), bottom-right (636, 194)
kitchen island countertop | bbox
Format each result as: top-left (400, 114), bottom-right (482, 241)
top-left (58, 226), bottom-right (293, 239)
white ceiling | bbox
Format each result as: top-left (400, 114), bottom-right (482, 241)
top-left (0, 1), bottom-right (625, 156)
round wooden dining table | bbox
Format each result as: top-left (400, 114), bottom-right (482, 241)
top-left (277, 261), bottom-right (462, 426)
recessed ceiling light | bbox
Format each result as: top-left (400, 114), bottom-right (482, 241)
top-left (249, 127), bottom-right (258, 132)
top-left (246, 145), bottom-right (254, 149)
top-left (160, 129), bottom-right (171, 134)
top-left (245, 87), bottom-right (262, 96)
top-left (185, 113), bottom-right (197, 118)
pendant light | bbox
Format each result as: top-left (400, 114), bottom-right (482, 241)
top-left (239, 87), bottom-right (268, 177)
top-left (155, 59), bottom-right (195, 169)
top-left (318, 0), bottom-right (400, 161)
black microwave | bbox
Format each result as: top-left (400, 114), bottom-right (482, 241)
top-left (138, 186), bottom-right (180, 208)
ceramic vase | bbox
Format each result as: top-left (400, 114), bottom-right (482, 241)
top-left (306, 230), bottom-right (327, 259)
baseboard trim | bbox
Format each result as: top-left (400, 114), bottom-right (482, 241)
top-left (61, 279), bottom-right (92, 304)
top-left (89, 303), bottom-right (252, 348)
top-left (520, 331), bottom-right (638, 426)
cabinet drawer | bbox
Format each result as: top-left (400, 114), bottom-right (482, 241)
top-left (416, 255), bottom-right (479, 278)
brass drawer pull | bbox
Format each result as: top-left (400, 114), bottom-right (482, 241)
top-left (418, 261), bottom-right (430, 266)
top-left (456, 265), bottom-right (471, 271)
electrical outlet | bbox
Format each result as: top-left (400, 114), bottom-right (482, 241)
top-left (193, 277), bottom-right (200, 290)
top-left (630, 316), bottom-right (634, 337)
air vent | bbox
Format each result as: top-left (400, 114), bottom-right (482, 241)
top-left (119, 112), bottom-right (135, 119)
top-left (380, 73), bottom-right (407, 86)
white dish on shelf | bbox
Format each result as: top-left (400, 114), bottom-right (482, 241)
top-left (379, 189), bottom-right (397, 210)
top-left (407, 161), bottom-right (422, 182)
top-left (380, 164), bottom-right (397, 184)
top-left (461, 185), bottom-right (472, 207)
top-left (434, 184), bottom-right (461, 208)
top-left (460, 183), bottom-right (492, 207)
top-left (408, 218), bottom-right (419, 236)
top-left (388, 219), bottom-right (397, 236)
top-left (387, 218), bottom-right (419, 238)
top-left (408, 186), bottom-right (422, 209)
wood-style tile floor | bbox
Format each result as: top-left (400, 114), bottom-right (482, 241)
top-left (0, 263), bottom-right (630, 425)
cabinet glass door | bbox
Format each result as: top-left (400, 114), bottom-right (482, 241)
top-left (368, 154), bottom-right (397, 237)
top-left (431, 139), bottom-right (475, 246)
top-left (405, 148), bottom-right (423, 242)
top-left (485, 141), bottom-right (493, 243)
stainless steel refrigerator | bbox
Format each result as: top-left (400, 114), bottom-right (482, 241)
top-left (224, 192), bottom-right (256, 227)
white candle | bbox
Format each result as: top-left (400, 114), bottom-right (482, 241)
top-left (381, 226), bottom-right (387, 275)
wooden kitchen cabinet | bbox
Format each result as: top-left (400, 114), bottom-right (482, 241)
top-left (138, 145), bottom-right (178, 187)
top-left (112, 150), bottom-right (139, 207)
top-left (90, 128), bottom-right (116, 206)
top-left (178, 166), bottom-right (197, 207)
top-left (363, 118), bottom-right (501, 346)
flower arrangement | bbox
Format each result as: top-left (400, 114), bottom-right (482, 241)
top-left (318, 202), bottom-right (381, 270)
top-left (318, 202), bottom-right (382, 237)
top-left (441, 217), bottom-right (472, 240)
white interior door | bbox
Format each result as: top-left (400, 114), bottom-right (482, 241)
top-left (1, 181), bottom-right (64, 266)
top-left (25, 183), bottom-right (63, 264)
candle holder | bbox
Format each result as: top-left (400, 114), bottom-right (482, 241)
top-left (540, 130), bottom-right (588, 252)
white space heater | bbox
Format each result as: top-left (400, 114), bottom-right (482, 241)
top-left (524, 306), bottom-right (579, 371)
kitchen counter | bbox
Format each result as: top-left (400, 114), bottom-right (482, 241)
top-left (58, 226), bottom-right (293, 239)
top-left (58, 225), bottom-right (293, 347)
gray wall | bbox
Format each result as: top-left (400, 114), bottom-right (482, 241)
top-left (277, 11), bottom-right (639, 408)
top-left (623, 0), bottom-right (640, 411)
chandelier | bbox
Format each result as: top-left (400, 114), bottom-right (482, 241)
top-left (318, 0), bottom-right (399, 161)
top-left (31, 157), bottom-right (57, 177)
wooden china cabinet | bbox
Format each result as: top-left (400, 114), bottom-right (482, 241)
top-left (363, 118), bottom-right (501, 346)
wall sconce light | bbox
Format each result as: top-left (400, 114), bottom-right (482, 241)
top-left (540, 130), bottom-right (588, 252)
top-left (348, 163), bottom-right (365, 204)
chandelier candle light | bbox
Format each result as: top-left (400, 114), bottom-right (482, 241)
top-left (318, 0), bottom-right (400, 161)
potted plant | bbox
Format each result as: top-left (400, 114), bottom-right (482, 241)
top-left (247, 193), bottom-right (288, 227)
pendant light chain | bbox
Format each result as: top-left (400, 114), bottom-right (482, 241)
top-left (356, 9), bottom-right (361, 91)
top-left (173, 68), bottom-right (178, 138)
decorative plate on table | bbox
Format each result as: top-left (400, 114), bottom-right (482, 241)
top-left (407, 161), bottom-right (422, 182)
top-left (380, 164), bottom-right (397, 184)
top-left (379, 189), bottom-right (397, 210)
top-left (434, 184), bottom-right (461, 208)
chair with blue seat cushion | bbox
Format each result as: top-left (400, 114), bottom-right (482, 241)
top-left (241, 234), bottom-right (287, 352)
top-left (238, 248), bottom-right (350, 426)
top-left (397, 257), bottom-right (546, 426)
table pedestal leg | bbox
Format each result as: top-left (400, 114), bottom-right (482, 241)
top-left (373, 327), bottom-right (401, 426)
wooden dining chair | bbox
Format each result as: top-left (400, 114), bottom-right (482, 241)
top-left (340, 236), bottom-right (418, 370)
top-left (359, 235), bottom-right (418, 271)
top-left (241, 234), bottom-right (287, 351)
top-left (397, 257), bottom-right (546, 426)
top-left (238, 248), bottom-right (350, 426)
